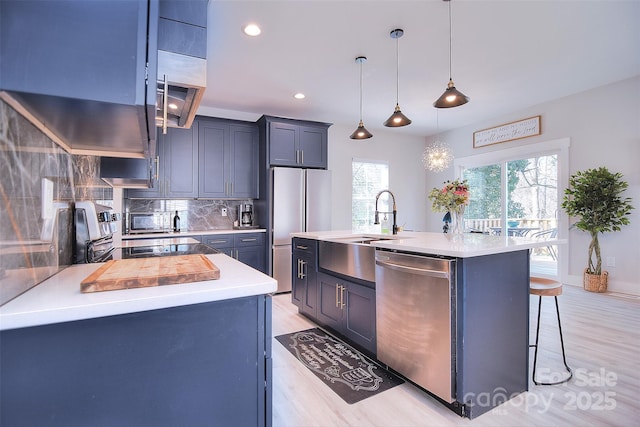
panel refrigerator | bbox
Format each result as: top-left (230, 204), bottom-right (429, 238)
top-left (272, 167), bottom-right (332, 293)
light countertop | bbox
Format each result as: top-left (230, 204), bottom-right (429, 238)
top-left (123, 228), bottom-right (266, 240)
top-left (291, 230), bottom-right (564, 258)
top-left (0, 253), bottom-right (277, 331)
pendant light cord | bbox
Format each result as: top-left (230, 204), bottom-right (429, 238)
top-left (395, 35), bottom-right (400, 104)
top-left (448, 0), bottom-right (453, 80)
top-left (359, 59), bottom-right (364, 121)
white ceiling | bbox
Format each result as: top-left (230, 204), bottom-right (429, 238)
top-left (200, 0), bottom-right (640, 137)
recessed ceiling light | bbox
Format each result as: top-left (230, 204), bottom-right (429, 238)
top-left (293, 93), bottom-right (305, 100)
top-left (168, 103), bottom-right (178, 110)
top-left (243, 23), bottom-right (261, 36)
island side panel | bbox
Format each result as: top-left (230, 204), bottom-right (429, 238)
top-left (0, 295), bottom-right (272, 427)
top-left (456, 250), bottom-right (530, 419)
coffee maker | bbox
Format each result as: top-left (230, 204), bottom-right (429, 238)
top-left (237, 203), bottom-right (254, 228)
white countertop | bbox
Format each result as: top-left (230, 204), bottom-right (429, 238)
top-left (291, 230), bottom-right (564, 258)
top-left (123, 229), bottom-right (266, 240)
top-left (0, 253), bottom-right (277, 331)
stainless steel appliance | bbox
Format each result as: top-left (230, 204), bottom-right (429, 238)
top-left (128, 212), bottom-right (171, 234)
top-left (375, 249), bottom-right (456, 403)
top-left (272, 167), bottom-right (332, 293)
top-left (74, 201), bottom-right (118, 264)
top-left (237, 203), bottom-right (254, 228)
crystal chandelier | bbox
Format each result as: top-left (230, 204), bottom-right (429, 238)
top-left (422, 140), bottom-right (453, 172)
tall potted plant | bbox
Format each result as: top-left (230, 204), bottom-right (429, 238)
top-left (561, 167), bottom-right (633, 292)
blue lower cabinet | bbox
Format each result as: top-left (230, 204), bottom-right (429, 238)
top-left (316, 272), bottom-right (376, 355)
top-left (202, 233), bottom-right (266, 273)
top-left (0, 295), bottom-right (273, 427)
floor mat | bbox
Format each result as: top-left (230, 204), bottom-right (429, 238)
top-left (276, 327), bottom-right (404, 404)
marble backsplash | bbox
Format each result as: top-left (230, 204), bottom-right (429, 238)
top-left (0, 100), bottom-right (111, 306)
top-left (124, 199), bottom-right (256, 233)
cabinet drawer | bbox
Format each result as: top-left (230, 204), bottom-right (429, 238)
top-left (234, 233), bottom-right (265, 247)
top-left (202, 235), bottom-right (233, 248)
top-left (292, 238), bottom-right (316, 255)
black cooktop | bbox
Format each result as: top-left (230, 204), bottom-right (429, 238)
top-left (121, 243), bottom-right (220, 259)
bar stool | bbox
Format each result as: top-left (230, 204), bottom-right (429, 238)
top-left (530, 277), bottom-right (573, 385)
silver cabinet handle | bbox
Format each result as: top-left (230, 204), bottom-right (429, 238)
top-left (158, 74), bottom-right (168, 135)
top-left (209, 239), bottom-right (227, 244)
top-left (154, 156), bottom-right (160, 181)
top-left (300, 150), bottom-right (304, 164)
top-left (241, 238), bottom-right (257, 242)
top-left (296, 245), bottom-right (308, 250)
top-left (340, 285), bottom-right (345, 309)
top-left (335, 284), bottom-right (340, 308)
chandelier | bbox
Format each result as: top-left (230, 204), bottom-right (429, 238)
top-left (422, 140), bottom-right (453, 172)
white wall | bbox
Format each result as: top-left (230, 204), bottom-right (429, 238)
top-left (327, 125), bottom-right (428, 232)
top-left (424, 75), bottom-right (640, 295)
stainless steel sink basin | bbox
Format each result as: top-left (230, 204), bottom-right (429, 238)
top-left (318, 236), bottom-right (395, 283)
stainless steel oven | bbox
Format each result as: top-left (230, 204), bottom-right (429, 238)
top-left (128, 212), bottom-right (171, 234)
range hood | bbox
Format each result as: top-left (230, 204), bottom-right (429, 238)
top-left (156, 50), bottom-right (206, 133)
top-left (100, 157), bottom-right (153, 189)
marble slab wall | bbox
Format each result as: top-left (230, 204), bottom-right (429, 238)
top-left (124, 199), bottom-right (256, 232)
top-left (0, 100), bottom-right (111, 306)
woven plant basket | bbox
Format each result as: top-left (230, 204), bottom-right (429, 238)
top-left (583, 269), bottom-right (608, 293)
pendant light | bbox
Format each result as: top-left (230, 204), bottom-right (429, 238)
top-left (350, 56), bottom-right (373, 140)
top-left (384, 29), bottom-right (411, 127)
top-left (422, 111), bottom-right (453, 172)
top-left (434, 0), bottom-right (469, 108)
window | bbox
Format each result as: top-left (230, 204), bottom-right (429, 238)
top-left (455, 137), bottom-right (570, 278)
top-left (352, 159), bottom-right (389, 232)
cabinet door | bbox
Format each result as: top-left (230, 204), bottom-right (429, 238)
top-left (198, 120), bottom-right (229, 198)
top-left (343, 281), bottom-right (376, 354)
top-left (268, 122), bottom-right (298, 166)
top-left (298, 125), bottom-right (327, 169)
top-left (316, 273), bottom-right (343, 330)
top-left (236, 246), bottom-right (265, 273)
top-left (291, 252), bottom-right (305, 309)
top-left (164, 125), bottom-right (199, 198)
top-left (229, 125), bottom-right (258, 198)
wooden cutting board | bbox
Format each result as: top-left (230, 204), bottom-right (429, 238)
top-left (81, 254), bottom-right (220, 293)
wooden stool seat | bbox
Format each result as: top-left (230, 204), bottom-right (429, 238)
top-left (530, 277), bottom-right (562, 297)
top-left (529, 276), bottom-right (572, 385)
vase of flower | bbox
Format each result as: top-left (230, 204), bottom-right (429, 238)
top-left (428, 179), bottom-right (470, 235)
top-left (450, 206), bottom-right (465, 235)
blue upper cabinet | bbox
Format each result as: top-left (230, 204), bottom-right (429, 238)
top-left (0, 0), bottom-right (159, 158)
top-left (258, 116), bottom-right (331, 169)
top-left (158, 0), bottom-right (208, 59)
top-left (198, 117), bottom-right (259, 199)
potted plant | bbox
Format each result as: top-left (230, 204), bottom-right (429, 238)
top-left (561, 167), bottom-right (633, 292)
top-left (428, 179), bottom-right (470, 235)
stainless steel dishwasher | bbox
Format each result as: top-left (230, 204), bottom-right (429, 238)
top-left (375, 249), bottom-right (456, 403)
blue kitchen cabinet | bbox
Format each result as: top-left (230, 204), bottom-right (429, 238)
top-left (0, 295), bottom-right (272, 427)
top-left (202, 233), bottom-right (265, 273)
top-left (198, 118), bottom-right (259, 198)
top-left (291, 238), bottom-right (318, 318)
top-left (0, 0), bottom-right (158, 158)
top-left (316, 272), bottom-right (376, 355)
top-left (158, 0), bottom-right (208, 59)
top-left (258, 116), bottom-right (330, 169)
top-left (125, 124), bottom-right (199, 198)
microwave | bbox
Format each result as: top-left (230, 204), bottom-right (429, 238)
top-left (128, 212), bottom-right (171, 234)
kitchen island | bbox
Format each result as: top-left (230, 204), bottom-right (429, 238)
top-left (0, 253), bottom-right (276, 427)
top-left (291, 230), bottom-right (563, 419)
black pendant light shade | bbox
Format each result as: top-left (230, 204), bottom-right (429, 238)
top-left (350, 56), bottom-right (373, 140)
top-left (384, 29), bottom-right (411, 127)
top-left (433, 78), bottom-right (469, 108)
top-left (350, 120), bottom-right (373, 139)
top-left (383, 104), bottom-right (412, 127)
top-left (434, 0), bottom-right (469, 109)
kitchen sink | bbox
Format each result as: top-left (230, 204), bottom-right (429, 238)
top-left (318, 236), bottom-right (396, 283)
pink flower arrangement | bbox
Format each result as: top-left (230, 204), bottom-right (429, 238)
top-left (428, 179), bottom-right (470, 212)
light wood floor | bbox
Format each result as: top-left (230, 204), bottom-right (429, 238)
top-left (271, 285), bottom-right (640, 427)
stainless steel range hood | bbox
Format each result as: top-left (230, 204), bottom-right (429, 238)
top-left (156, 50), bottom-right (206, 133)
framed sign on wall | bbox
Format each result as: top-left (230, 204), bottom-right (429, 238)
top-left (473, 115), bottom-right (541, 148)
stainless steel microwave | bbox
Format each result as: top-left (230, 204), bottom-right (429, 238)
top-left (128, 212), bottom-right (171, 234)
